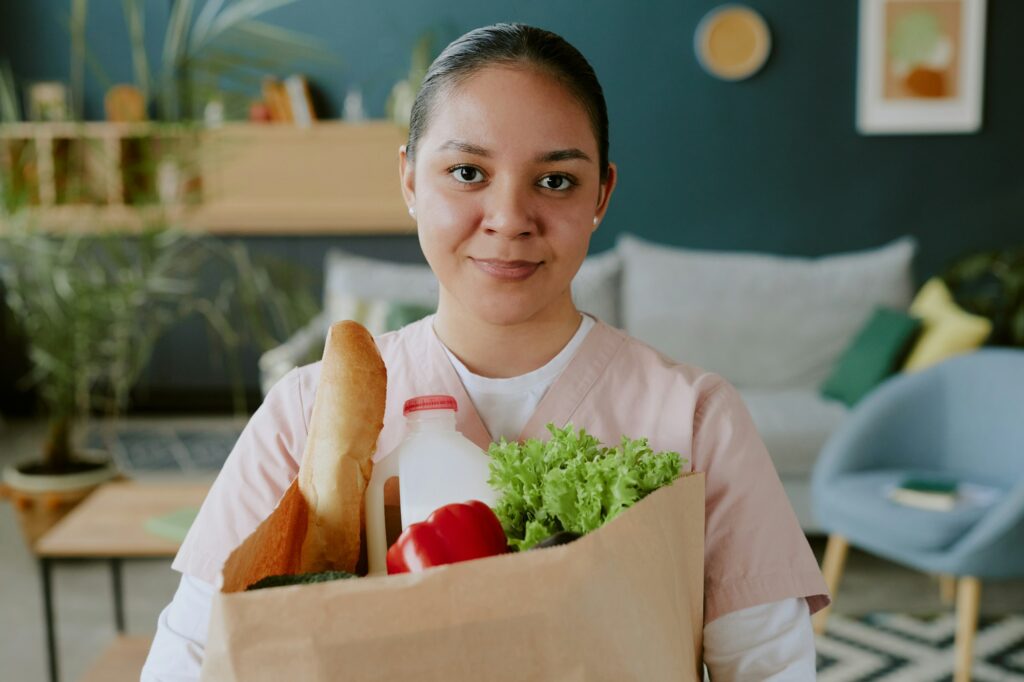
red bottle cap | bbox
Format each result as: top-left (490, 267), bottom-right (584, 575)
top-left (403, 394), bottom-right (458, 416)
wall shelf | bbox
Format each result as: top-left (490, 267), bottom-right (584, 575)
top-left (0, 121), bottom-right (416, 236)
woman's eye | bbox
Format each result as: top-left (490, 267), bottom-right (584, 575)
top-left (539, 174), bottom-right (574, 191)
top-left (450, 166), bottom-right (485, 184)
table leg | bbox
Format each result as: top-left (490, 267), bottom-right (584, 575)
top-left (39, 557), bottom-right (59, 682)
top-left (110, 558), bottom-right (125, 633)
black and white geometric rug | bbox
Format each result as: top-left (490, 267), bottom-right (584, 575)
top-left (817, 613), bottom-right (1024, 681)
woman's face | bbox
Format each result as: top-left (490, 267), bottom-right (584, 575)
top-left (400, 65), bottom-right (616, 326)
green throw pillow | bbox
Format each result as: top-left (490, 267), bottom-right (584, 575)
top-left (821, 307), bottom-right (922, 407)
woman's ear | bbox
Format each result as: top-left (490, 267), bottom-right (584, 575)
top-left (593, 161), bottom-right (618, 229)
top-left (399, 144), bottom-right (416, 212)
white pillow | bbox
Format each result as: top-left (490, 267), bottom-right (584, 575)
top-left (323, 250), bottom-right (439, 328)
top-left (618, 234), bottom-right (917, 389)
top-left (323, 248), bottom-right (622, 328)
top-left (572, 248), bottom-right (621, 327)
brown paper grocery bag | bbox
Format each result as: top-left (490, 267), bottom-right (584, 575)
top-left (202, 472), bottom-right (705, 681)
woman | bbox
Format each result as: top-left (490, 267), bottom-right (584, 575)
top-left (144, 23), bottom-right (828, 680)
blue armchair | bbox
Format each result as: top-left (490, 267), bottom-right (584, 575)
top-left (810, 348), bottom-right (1024, 682)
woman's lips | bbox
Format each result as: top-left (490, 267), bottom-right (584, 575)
top-left (471, 258), bottom-right (542, 281)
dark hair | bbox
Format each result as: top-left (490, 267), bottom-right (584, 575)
top-left (407, 23), bottom-right (610, 181)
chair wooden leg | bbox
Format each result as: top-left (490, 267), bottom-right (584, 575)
top-left (953, 576), bottom-right (981, 682)
top-left (940, 573), bottom-right (957, 605)
top-left (813, 534), bottom-right (849, 635)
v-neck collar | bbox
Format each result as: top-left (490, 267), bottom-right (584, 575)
top-left (419, 316), bottom-right (626, 449)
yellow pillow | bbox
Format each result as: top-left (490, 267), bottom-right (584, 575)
top-left (902, 278), bottom-right (992, 372)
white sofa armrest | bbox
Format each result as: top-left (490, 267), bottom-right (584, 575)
top-left (258, 311), bottom-right (330, 396)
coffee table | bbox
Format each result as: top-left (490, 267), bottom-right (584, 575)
top-left (33, 481), bottom-right (209, 682)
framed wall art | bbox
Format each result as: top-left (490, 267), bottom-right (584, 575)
top-left (857, 0), bottom-right (987, 134)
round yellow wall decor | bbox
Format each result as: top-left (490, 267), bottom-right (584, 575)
top-left (695, 4), bottom-right (772, 81)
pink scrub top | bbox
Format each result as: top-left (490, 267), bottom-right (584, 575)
top-left (173, 316), bottom-right (829, 623)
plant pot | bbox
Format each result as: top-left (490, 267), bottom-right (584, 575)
top-left (2, 449), bottom-right (119, 496)
top-left (2, 449), bottom-right (121, 547)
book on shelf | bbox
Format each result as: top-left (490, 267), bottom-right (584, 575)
top-left (261, 78), bottom-right (293, 123)
top-left (284, 75), bottom-right (316, 128)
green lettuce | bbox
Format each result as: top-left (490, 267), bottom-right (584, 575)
top-left (487, 424), bottom-right (686, 550)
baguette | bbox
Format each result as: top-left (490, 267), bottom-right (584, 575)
top-left (221, 321), bottom-right (386, 592)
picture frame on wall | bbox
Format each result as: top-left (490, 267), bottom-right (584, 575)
top-left (857, 0), bottom-right (987, 134)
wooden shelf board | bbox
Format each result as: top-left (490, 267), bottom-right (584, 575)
top-left (0, 121), bottom-right (414, 235)
top-left (0, 204), bottom-right (416, 235)
top-left (0, 121), bottom-right (197, 138)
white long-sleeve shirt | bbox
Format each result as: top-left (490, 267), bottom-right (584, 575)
top-left (142, 315), bottom-right (817, 680)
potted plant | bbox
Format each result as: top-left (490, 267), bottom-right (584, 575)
top-left (0, 213), bottom-right (211, 493)
top-left (0, 207), bottom-right (321, 494)
top-left (942, 246), bottom-right (1024, 347)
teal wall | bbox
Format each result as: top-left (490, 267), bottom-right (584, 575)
top-left (2, 1), bottom-right (1022, 410)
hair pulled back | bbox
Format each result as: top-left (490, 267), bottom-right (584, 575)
top-left (406, 23), bottom-right (609, 181)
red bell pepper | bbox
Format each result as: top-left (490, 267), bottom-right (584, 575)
top-left (386, 500), bottom-right (508, 574)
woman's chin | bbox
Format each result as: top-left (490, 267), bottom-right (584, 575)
top-left (436, 273), bottom-right (577, 327)
top-left (474, 303), bottom-right (539, 327)
top-left (470, 293), bottom-right (577, 327)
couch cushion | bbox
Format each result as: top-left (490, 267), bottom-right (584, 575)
top-left (324, 250), bottom-right (439, 328)
top-left (902, 278), bottom-right (993, 373)
top-left (572, 248), bottom-right (621, 327)
top-left (618, 234), bottom-right (917, 389)
top-left (821, 307), bottom-right (922, 407)
top-left (323, 248), bottom-right (622, 327)
top-left (815, 470), bottom-right (1002, 552)
top-left (738, 389), bottom-right (847, 477)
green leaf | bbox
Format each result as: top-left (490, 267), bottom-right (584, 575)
top-left (70, 0), bottom-right (89, 119)
top-left (199, 0), bottom-right (302, 50)
top-left (943, 246), bottom-right (1024, 348)
top-left (190, 0), bottom-right (228, 52)
top-left (121, 0), bottom-right (151, 100)
top-left (1012, 308), bottom-right (1024, 346)
top-left (221, 20), bottom-right (338, 64)
top-left (164, 0), bottom-right (195, 71)
top-left (487, 424), bottom-right (685, 550)
top-left (0, 60), bottom-right (20, 123)
top-left (409, 31), bottom-right (435, 83)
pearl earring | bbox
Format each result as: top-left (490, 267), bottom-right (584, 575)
top-left (408, 207), bottom-right (416, 218)
top-left (593, 216), bottom-right (599, 226)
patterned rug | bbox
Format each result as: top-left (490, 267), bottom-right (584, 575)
top-left (817, 613), bottom-right (1024, 681)
top-left (85, 424), bottom-right (241, 476)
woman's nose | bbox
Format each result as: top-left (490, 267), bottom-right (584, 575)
top-left (481, 179), bottom-right (537, 239)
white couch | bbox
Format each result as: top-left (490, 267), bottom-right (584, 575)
top-left (260, 234), bottom-right (917, 532)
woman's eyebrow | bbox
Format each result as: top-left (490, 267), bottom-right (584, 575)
top-left (439, 139), bottom-right (491, 156)
top-left (437, 139), bottom-right (592, 163)
top-left (537, 148), bottom-right (591, 163)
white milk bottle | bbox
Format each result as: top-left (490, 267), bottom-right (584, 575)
top-left (365, 394), bottom-right (498, 575)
